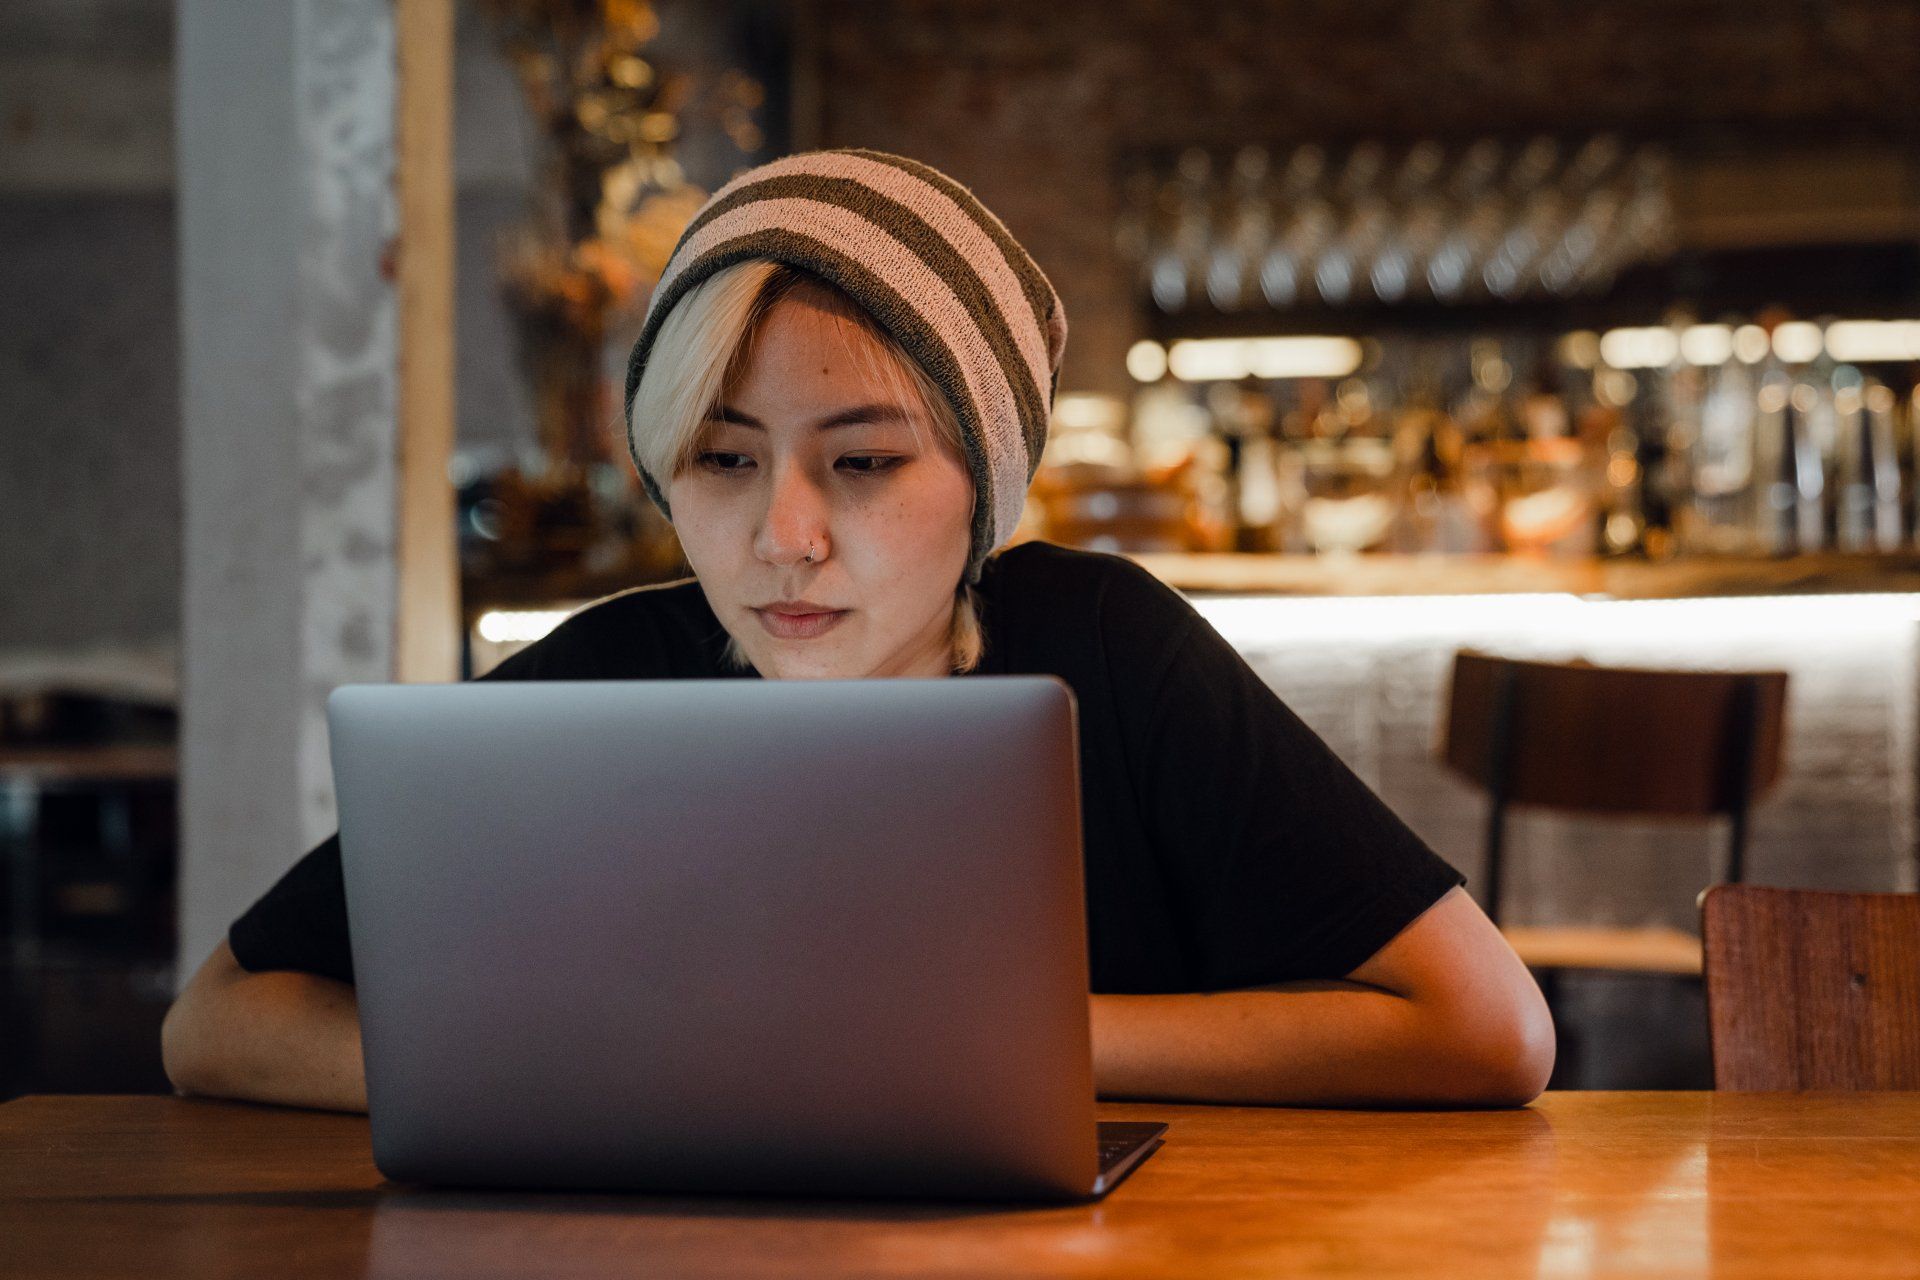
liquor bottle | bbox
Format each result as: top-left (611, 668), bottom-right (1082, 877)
top-left (1896, 382), bottom-right (1919, 544)
top-left (1686, 356), bottom-right (1756, 553)
top-left (1234, 433), bottom-right (1285, 552)
top-left (1804, 348), bottom-right (1843, 545)
top-left (1749, 346), bottom-right (1797, 555)
top-left (1580, 377), bottom-right (1643, 557)
top-left (1632, 380), bottom-right (1677, 559)
top-left (1518, 358), bottom-right (1573, 440)
top-left (1391, 396), bottom-right (1482, 553)
top-left (1835, 374), bottom-right (1903, 552)
top-left (1208, 378), bottom-right (1282, 551)
top-left (1904, 383), bottom-right (1920, 545)
top-left (1871, 379), bottom-right (1905, 549)
top-left (1787, 376), bottom-right (1829, 552)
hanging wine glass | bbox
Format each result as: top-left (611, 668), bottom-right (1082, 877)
top-left (1563, 133), bottom-right (1624, 192)
top-left (1504, 135), bottom-right (1561, 197)
top-left (1117, 129), bottom-right (1673, 313)
top-left (1542, 188), bottom-right (1616, 296)
top-left (1263, 198), bottom-right (1334, 309)
top-left (1319, 196), bottom-right (1390, 306)
top-left (1485, 188), bottom-right (1563, 299)
top-left (1391, 140), bottom-right (1447, 199)
top-left (1206, 146), bottom-right (1272, 310)
top-left (1373, 193), bottom-right (1446, 302)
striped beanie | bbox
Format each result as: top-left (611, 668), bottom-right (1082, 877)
top-left (622, 149), bottom-right (1069, 585)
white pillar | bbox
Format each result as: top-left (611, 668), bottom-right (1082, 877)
top-left (175, 0), bottom-right (455, 981)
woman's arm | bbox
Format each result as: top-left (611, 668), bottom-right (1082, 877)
top-left (1089, 886), bottom-right (1555, 1108)
top-left (163, 890), bottom-right (1541, 1116)
top-left (161, 940), bottom-right (368, 1113)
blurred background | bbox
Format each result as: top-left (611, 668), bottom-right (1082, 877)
top-left (3, 0), bottom-right (1916, 1099)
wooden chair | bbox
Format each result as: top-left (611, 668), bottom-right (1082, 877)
top-left (1701, 884), bottom-right (1920, 1090)
top-left (1439, 650), bottom-right (1789, 1083)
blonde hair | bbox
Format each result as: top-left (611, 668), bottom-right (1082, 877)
top-left (627, 260), bottom-right (985, 674)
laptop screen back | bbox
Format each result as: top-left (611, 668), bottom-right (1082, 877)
top-left (329, 675), bottom-right (1096, 1199)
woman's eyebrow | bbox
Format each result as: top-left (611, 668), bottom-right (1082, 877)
top-left (707, 403), bottom-right (913, 431)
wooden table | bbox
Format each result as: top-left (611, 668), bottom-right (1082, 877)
top-left (4, 1093), bottom-right (1917, 1278)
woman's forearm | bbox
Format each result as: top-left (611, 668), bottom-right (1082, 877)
top-left (162, 942), bottom-right (369, 1113)
top-left (1089, 979), bottom-right (1543, 1109)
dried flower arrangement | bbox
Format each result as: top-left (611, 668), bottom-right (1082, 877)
top-left (463, 0), bottom-right (762, 591)
top-left (476, 0), bottom-right (763, 471)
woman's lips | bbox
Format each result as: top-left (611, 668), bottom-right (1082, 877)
top-left (753, 607), bottom-right (849, 640)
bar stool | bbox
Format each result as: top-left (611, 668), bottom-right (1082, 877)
top-left (1439, 650), bottom-right (1789, 1086)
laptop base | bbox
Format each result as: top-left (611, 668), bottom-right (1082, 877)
top-left (1091, 1121), bottom-right (1169, 1197)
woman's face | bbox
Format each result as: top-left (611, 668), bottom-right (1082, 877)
top-left (665, 287), bottom-right (975, 680)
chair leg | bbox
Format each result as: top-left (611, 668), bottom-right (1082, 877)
top-left (1726, 804), bottom-right (1748, 887)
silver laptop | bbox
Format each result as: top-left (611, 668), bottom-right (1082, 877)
top-left (328, 675), bottom-right (1165, 1201)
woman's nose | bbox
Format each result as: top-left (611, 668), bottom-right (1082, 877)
top-left (754, 461), bottom-right (831, 566)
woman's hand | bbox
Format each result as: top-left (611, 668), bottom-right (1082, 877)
top-left (1088, 887), bottom-right (1555, 1108)
top-left (161, 940), bottom-right (369, 1113)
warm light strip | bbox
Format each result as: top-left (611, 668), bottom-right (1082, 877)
top-left (1597, 327), bottom-right (1678, 370)
top-left (1824, 320), bottom-right (1920, 364)
top-left (1678, 324), bottom-right (1733, 366)
top-left (1165, 336), bottom-right (1364, 382)
top-left (1772, 321), bottom-right (1824, 364)
top-left (476, 609), bottom-right (572, 644)
top-left (1126, 340), bottom-right (1169, 382)
top-left (1592, 319), bottom-right (1920, 370)
top-left (1191, 591), bottom-right (1920, 647)
top-left (480, 593), bottom-right (1920, 655)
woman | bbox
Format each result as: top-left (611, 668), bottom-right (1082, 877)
top-left (163, 150), bottom-right (1554, 1113)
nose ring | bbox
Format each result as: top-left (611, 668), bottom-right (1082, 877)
top-left (803, 541), bottom-right (816, 564)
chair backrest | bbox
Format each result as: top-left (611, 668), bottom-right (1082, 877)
top-left (1701, 884), bottom-right (1920, 1090)
top-left (1441, 650), bottom-right (1790, 926)
top-left (1441, 651), bottom-right (1788, 819)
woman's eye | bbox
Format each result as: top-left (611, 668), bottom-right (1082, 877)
top-left (838, 455), bottom-right (904, 475)
top-left (693, 452), bottom-right (901, 476)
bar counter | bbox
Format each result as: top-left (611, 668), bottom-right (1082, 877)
top-left (1132, 551), bottom-right (1920, 599)
top-left (468, 552), bottom-right (1920, 614)
top-left (5, 1092), bottom-right (1918, 1278)
top-left (1122, 555), bottom-right (1920, 991)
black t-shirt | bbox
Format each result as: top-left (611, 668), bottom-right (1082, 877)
top-left (228, 540), bottom-right (1465, 995)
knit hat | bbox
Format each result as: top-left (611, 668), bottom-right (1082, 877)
top-left (622, 149), bottom-right (1069, 584)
